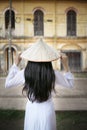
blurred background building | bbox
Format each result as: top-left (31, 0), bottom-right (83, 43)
top-left (0, 0), bottom-right (87, 74)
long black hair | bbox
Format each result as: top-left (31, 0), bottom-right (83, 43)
top-left (22, 61), bottom-right (55, 102)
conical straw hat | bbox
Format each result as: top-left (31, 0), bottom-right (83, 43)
top-left (21, 39), bottom-right (60, 62)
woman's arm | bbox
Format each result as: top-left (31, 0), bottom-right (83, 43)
top-left (5, 64), bottom-right (25, 88)
top-left (55, 54), bottom-right (74, 88)
top-left (55, 70), bottom-right (74, 88)
top-left (5, 54), bottom-right (25, 88)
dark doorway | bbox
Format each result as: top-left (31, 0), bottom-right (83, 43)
top-left (61, 51), bottom-right (81, 72)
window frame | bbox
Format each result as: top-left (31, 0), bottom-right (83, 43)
top-left (5, 9), bottom-right (15, 30)
top-left (34, 9), bottom-right (44, 36)
top-left (67, 10), bottom-right (76, 36)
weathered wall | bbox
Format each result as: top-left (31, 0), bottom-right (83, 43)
top-left (0, 0), bottom-right (87, 72)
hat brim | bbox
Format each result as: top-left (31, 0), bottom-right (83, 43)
top-left (20, 39), bottom-right (60, 62)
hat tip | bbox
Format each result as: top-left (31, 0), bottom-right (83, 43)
top-left (37, 37), bottom-right (44, 44)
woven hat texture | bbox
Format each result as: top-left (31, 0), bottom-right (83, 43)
top-left (21, 39), bottom-right (60, 62)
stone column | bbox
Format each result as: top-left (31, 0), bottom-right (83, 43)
top-left (0, 51), bottom-right (3, 76)
top-left (85, 45), bottom-right (87, 71)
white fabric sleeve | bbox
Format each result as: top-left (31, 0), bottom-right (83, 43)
top-left (55, 70), bottom-right (74, 88)
top-left (5, 63), bottom-right (25, 88)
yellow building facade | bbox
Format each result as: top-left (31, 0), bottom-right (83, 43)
top-left (0, 0), bottom-right (87, 74)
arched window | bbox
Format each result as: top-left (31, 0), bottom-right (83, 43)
top-left (67, 10), bottom-right (76, 36)
top-left (5, 47), bottom-right (16, 70)
top-left (5, 9), bottom-right (15, 29)
top-left (34, 10), bottom-right (44, 36)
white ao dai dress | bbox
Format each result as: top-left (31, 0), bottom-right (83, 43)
top-left (5, 64), bottom-right (74, 130)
